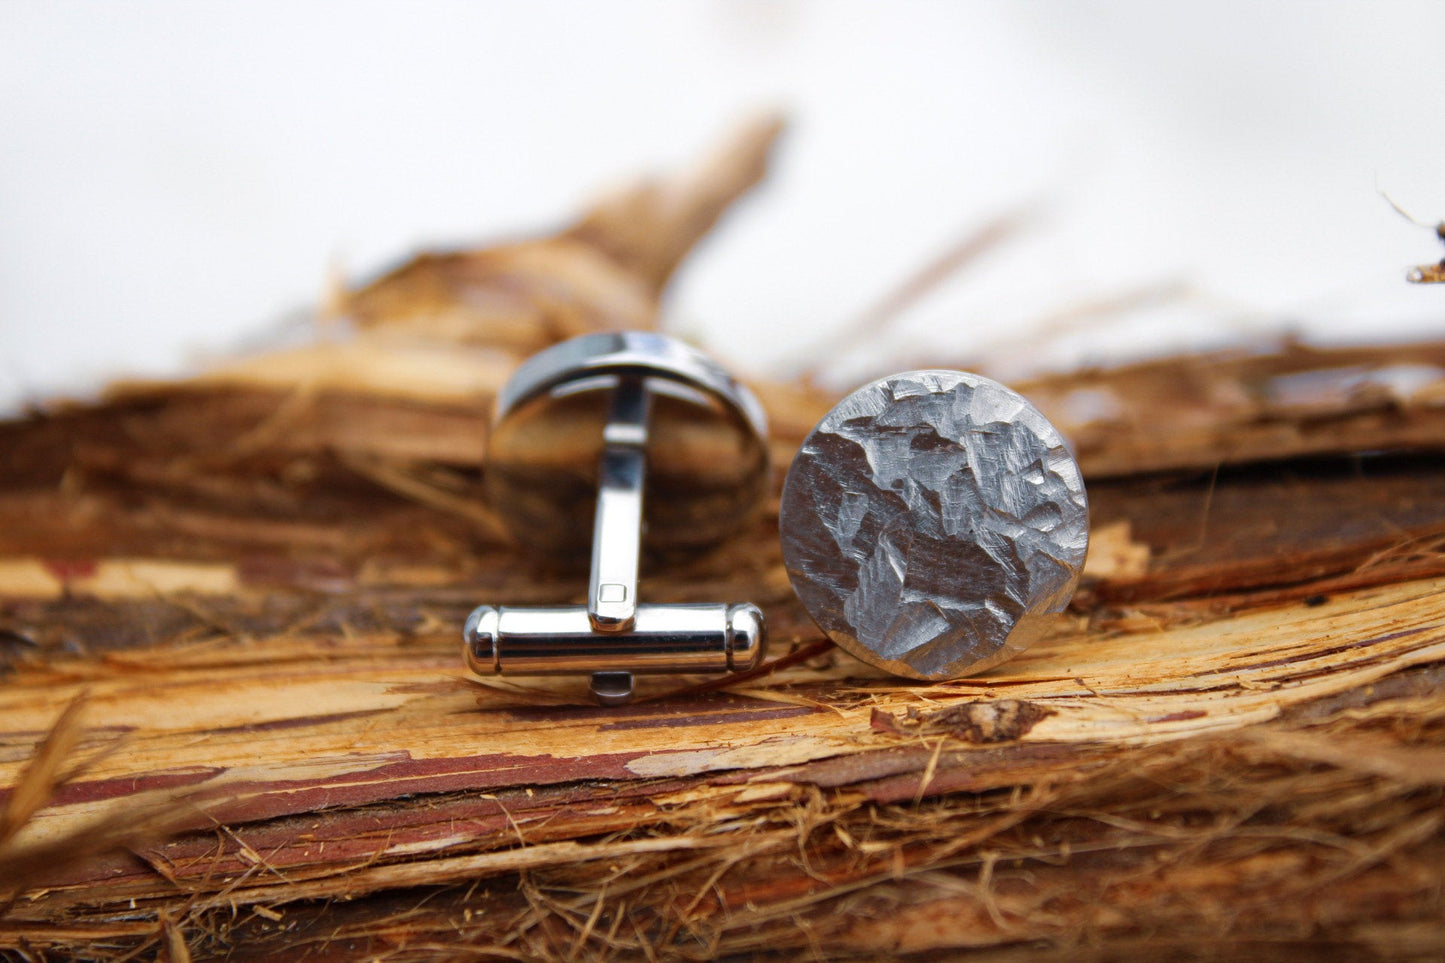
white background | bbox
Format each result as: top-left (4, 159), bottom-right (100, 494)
top-left (2, 1), bottom-right (1443, 411)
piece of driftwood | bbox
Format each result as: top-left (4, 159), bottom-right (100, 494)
top-left (2, 123), bottom-right (1445, 961)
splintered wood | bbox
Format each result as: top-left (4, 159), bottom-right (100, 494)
top-left (2, 122), bottom-right (1445, 960)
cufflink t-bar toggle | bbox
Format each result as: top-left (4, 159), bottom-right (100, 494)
top-left (463, 333), bottom-right (769, 705)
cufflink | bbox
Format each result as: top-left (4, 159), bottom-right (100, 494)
top-left (463, 332), bottom-right (769, 704)
top-left (779, 370), bottom-right (1089, 680)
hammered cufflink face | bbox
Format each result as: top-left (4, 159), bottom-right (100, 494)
top-left (465, 332), bottom-right (769, 704)
top-left (780, 370), bottom-right (1089, 681)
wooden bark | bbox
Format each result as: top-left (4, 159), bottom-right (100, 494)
top-left (2, 124), bottom-right (1445, 961)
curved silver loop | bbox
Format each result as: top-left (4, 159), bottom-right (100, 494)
top-left (494, 331), bottom-right (768, 442)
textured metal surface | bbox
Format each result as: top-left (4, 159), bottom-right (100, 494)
top-left (780, 370), bottom-right (1089, 680)
top-left (463, 603), bottom-right (764, 676)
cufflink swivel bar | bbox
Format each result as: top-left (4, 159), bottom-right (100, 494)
top-left (463, 603), bottom-right (764, 705)
top-left (463, 333), bottom-right (769, 705)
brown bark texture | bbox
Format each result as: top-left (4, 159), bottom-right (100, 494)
top-left (2, 120), bottom-right (1445, 961)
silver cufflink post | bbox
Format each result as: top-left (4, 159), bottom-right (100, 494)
top-left (464, 332), bottom-right (769, 705)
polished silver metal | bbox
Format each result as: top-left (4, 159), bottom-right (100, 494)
top-left (464, 332), bottom-right (769, 703)
top-left (588, 375), bottom-right (650, 632)
top-left (495, 332), bottom-right (768, 444)
top-left (464, 603), bottom-right (764, 674)
top-left (779, 370), bottom-right (1089, 681)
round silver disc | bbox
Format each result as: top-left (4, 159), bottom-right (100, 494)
top-left (486, 332), bottom-right (769, 564)
top-left (779, 370), bottom-right (1089, 680)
